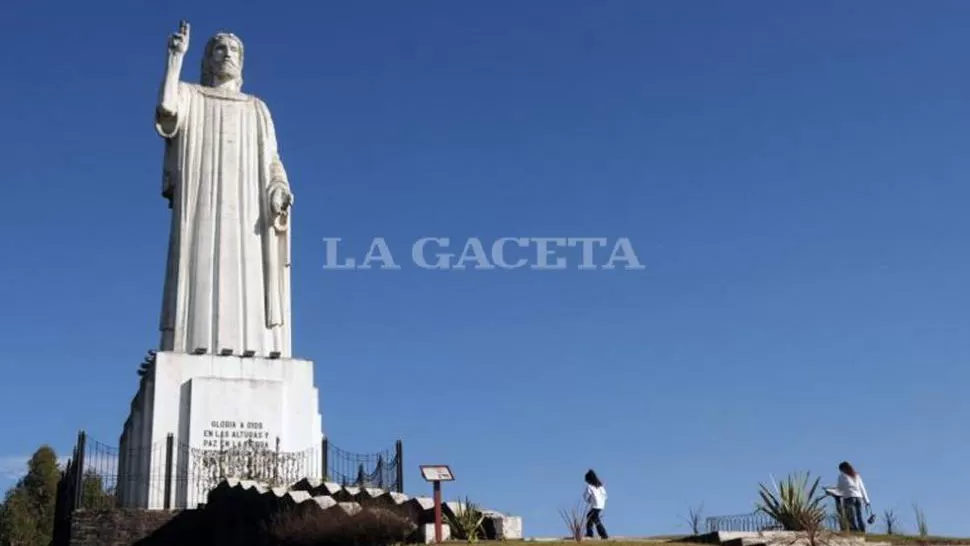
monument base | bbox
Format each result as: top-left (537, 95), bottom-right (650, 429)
top-left (117, 351), bottom-right (324, 509)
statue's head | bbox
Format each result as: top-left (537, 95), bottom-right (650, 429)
top-left (201, 32), bottom-right (244, 88)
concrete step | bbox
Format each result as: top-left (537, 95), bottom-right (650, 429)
top-left (206, 478), bottom-right (523, 540)
top-left (723, 538), bottom-right (768, 546)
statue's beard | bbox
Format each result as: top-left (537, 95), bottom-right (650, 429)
top-left (211, 63), bottom-right (241, 82)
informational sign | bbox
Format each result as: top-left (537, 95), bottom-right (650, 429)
top-left (420, 464), bottom-right (454, 544)
top-left (420, 465), bottom-right (455, 482)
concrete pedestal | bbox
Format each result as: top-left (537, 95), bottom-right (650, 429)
top-left (117, 351), bottom-right (324, 509)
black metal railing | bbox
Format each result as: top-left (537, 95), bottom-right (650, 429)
top-left (705, 512), bottom-right (844, 533)
top-left (53, 430), bottom-right (403, 545)
top-left (705, 512), bottom-right (783, 533)
top-left (323, 438), bottom-right (402, 490)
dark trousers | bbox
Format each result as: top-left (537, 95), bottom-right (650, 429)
top-left (841, 497), bottom-right (866, 532)
top-left (586, 508), bottom-right (608, 538)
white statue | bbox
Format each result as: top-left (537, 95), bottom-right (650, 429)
top-left (155, 21), bottom-right (294, 358)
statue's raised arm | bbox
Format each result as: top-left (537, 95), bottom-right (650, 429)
top-left (157, 20), bottom-right (189, 134)
top-left (155, 26), bottom-right (294, 358)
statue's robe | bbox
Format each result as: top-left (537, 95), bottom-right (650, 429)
top-left (155, 81), bottom-right (291, 358)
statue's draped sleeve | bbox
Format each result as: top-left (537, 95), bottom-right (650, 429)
top-left (155, 82), bottom-right (192, 207)
top-left (256, 98), bottom-right (290, 189)
top-left (255, 98), bottom-right (292, 331)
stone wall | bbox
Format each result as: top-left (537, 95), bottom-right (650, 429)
top-left (68, 509), bottom-right (181, 546)
top-left (65, 482), bottom-right (522, 546)
top-left (66, 503), bottom-right (324, 546)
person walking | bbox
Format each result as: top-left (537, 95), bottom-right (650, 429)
top-left (837, 461), bottom-right (871, 532)
top-left (583, 469), bottom-right (609, 539)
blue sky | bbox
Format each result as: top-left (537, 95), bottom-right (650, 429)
top-left (1, 0), bottom-right (968, 538)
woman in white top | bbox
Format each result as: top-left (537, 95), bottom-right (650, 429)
top-left (837, 461), bottom-right (871, 532)
top-left (583, 469), bottom-right (609, 539)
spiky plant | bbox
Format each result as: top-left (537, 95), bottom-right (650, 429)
top-left (756, 472), bottom-right (828, 531)
top-left (446, 496), bottom-right (486, 543)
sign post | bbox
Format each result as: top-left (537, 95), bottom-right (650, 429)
top-left (420, 465), bottom-right (455, 543)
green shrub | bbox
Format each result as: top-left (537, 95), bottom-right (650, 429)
top-left (266, 505), bottom-right (418, 546)
top-left (446, 497), bottom-right (486, 543)
top-left (756, 472), bottom-right (827, 531)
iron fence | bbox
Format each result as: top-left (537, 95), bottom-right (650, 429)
top-left (705, 512), bottom-right (783, 533)
top-left (53, 430), bottom-right (403, 545)
top-left (704, 512), bottom-right (843, 533)
top-left (325, 439), bottom-right (401, 489)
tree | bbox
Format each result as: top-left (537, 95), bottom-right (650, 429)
top-left (79, 469), bottom-right (114, 510)
top-left (1, 486), bottom-right (41, 546)
top-left (0, 445), bottom-right (60, 546)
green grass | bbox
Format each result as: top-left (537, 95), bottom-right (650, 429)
top-left (447, 540), bottom-right (970, 546)
top-left (868, 535), bottom-right (970, 545)
top-left (426, 532), bottom-right (970, 546)
top-left (443, 540), bottom-right (716, 546)
top-left (449, 535), bottom-right (970, 546)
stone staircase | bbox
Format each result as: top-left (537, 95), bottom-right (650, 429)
top-left (204, 478), bottom-right (523, 543)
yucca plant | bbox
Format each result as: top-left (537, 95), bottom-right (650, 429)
top-left (756, 472), bottom-right (828, 531)
top-left (447, 496), bottom-right (486, 543)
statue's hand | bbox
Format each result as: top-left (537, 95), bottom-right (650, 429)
top-left (270, 185), bottom-right (293, 216)
top-left (168, 20), bottom-right (190, 57)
